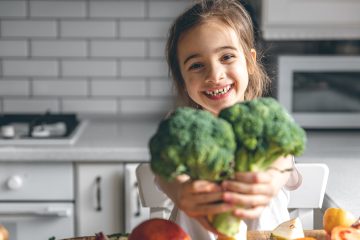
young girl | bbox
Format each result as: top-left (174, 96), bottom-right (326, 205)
top-left (155, 0), bottom-right (302, 239)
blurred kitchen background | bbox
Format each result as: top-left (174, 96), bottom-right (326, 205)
top-left (0, 0), bottom-right (359, 239)
top-left (0, 0), bottom-right (359, 116)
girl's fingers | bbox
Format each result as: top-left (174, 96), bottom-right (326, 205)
top-left (222, 191), bottom-right (270, 207)
top-left (178, 191), bottom-right (224, 211)
top-left (185, 191), bottom-right (224, 204)
top-left (233, 171), bottom-right (272, 184)
top-left (182, 201), bottom-right (234, 217)
top-left (185, 180), bottom-right (222, 193)
top-left (222, 180), bottom-right (274, 196)
top-left (232, 205), bottom-right (265, 219)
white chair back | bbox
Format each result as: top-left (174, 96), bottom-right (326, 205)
top-left (136, 162), bottom-right (329, 229)
top-left (288, 163), bottom-right (329, 229)
top-left (135, 163), bottom-right (172, 219)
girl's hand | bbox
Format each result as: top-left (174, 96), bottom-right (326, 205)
top-left (175, 179), bottom-right (234, 234)
top-left (221, 170), bottom-right (283, 219)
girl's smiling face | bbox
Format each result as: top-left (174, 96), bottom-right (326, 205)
top-left (177, 19), bottom-right (255, 116)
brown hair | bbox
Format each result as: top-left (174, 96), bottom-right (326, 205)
top-left (166, 0), bottom-right (270, 107)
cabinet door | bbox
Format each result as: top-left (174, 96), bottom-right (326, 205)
top-left (76, 163), bottom-right (124, 236)
top-left (262, 0), bottom-right (360, 39)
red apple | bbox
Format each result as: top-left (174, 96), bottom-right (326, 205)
top-left (128, 218), bottom-right (191, 240)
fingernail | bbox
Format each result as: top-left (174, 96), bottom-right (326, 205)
top-left (223, 193), bottom-right (231, 202)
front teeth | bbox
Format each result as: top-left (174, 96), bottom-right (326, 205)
top-left (205, 85), bottom-right (231, 96)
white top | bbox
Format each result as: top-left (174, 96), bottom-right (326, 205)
top-left (166, 159), bottom-right (302, 240)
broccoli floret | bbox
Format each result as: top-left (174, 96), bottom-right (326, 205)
top-left (219, 97), bottom-right (306, 172)
top-left (149, 107), bottom-right (236, 181)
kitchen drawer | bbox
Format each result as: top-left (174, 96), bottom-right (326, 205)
top-left (0, 162), bottom-right (73, 201)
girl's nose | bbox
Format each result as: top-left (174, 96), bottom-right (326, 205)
top-left (205, 64), bottom-right (225, 83)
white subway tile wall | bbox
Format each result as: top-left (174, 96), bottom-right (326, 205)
top-left (0, 0), bottom-right (190, 114)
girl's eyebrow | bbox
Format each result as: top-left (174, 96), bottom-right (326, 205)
top-left (183, 46), bottom-right (238, 65)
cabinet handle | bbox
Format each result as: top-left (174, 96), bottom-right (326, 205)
top-left (0, 206), bottom-right (72, 217)
top-left (134, 182), bottom-right (141, 217)
top-left (95, 176), bottom-right (102, 212)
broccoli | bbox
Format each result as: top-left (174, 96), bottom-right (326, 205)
top-left (149, 107), bottom-right (236, 181)
top-left (219, 97), bottom-right (306, 172)
top-left (149, 98), bottom-right (307, 238)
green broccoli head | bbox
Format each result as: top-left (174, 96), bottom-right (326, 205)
top-left (219, 97), bottom-right (306, 172)
top-left (149, 107), bottom-right (236, 181)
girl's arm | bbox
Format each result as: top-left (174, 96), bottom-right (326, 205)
top-left (221, 156), bottom-right (293, 219)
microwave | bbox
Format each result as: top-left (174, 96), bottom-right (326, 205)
top-left (277, 56), bottom-right (360, 129)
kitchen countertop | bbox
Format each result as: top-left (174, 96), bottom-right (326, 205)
top-left (297, 130), bottom-right (360, 218)
top-left (0, 116), bottom-right (359, 217)
top-left (0, 115), bottom-right (161, 162)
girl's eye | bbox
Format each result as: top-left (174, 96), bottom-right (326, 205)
top-left (221, 54), bottom-right (235, 62)
top-left (189, 63), bottom-right (204, 71)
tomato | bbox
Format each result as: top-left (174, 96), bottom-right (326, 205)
top-left (323, 208), bottom-right (357, 235)
top-left (331, 226), bottom-right (360, 240)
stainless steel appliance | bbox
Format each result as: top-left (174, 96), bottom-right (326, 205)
top-left (278, 55), bottom-right (360, 128)
top-left (0, 163), bottom-right (75, 239)
top-left (0, 112), bottom-right (86, 145)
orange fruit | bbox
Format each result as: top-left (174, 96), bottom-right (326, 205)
top-left (323, 208), bottom-right (357, 235)
top-left (331, 226), bottom-right (360, 240)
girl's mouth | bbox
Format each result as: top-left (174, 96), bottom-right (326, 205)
top-left (204, 84), bottom-right (233, 99)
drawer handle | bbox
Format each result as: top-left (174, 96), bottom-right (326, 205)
top-left (95, 176), bottom-right (102, 212)
top-left (0, 207), bottom-right (72, 217)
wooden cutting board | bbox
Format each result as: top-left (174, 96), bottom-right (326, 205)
top-left (62, 230), bottom-right (327, 240)
top-left (247, 229), bottom-right (327, 239)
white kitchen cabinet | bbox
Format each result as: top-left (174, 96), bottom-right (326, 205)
top-left (0, 163), bottom-right (75, 240)
top-left (76, 163), bottom-right (124, 236)
top-left (262, 0), bottom-right (360, 40)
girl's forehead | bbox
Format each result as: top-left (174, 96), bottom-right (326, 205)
top-left (177, 19), bottom-right (243, 54)
top-left (182, 19), bottom-right (237, 39)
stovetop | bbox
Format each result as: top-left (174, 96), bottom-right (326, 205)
top-left (0, 112), bottom-right (86, 145)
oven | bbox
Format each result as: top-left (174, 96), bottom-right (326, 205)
top-left (0, 163), bottom-right (75, 240)
top-left (277, 55), bottom-right (360, 129)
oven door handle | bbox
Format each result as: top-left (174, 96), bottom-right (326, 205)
top-left (0, 206), bottom-right (72, 217)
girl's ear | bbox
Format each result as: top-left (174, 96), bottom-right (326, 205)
top-left (248, 48), bottom-right (257, 75)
